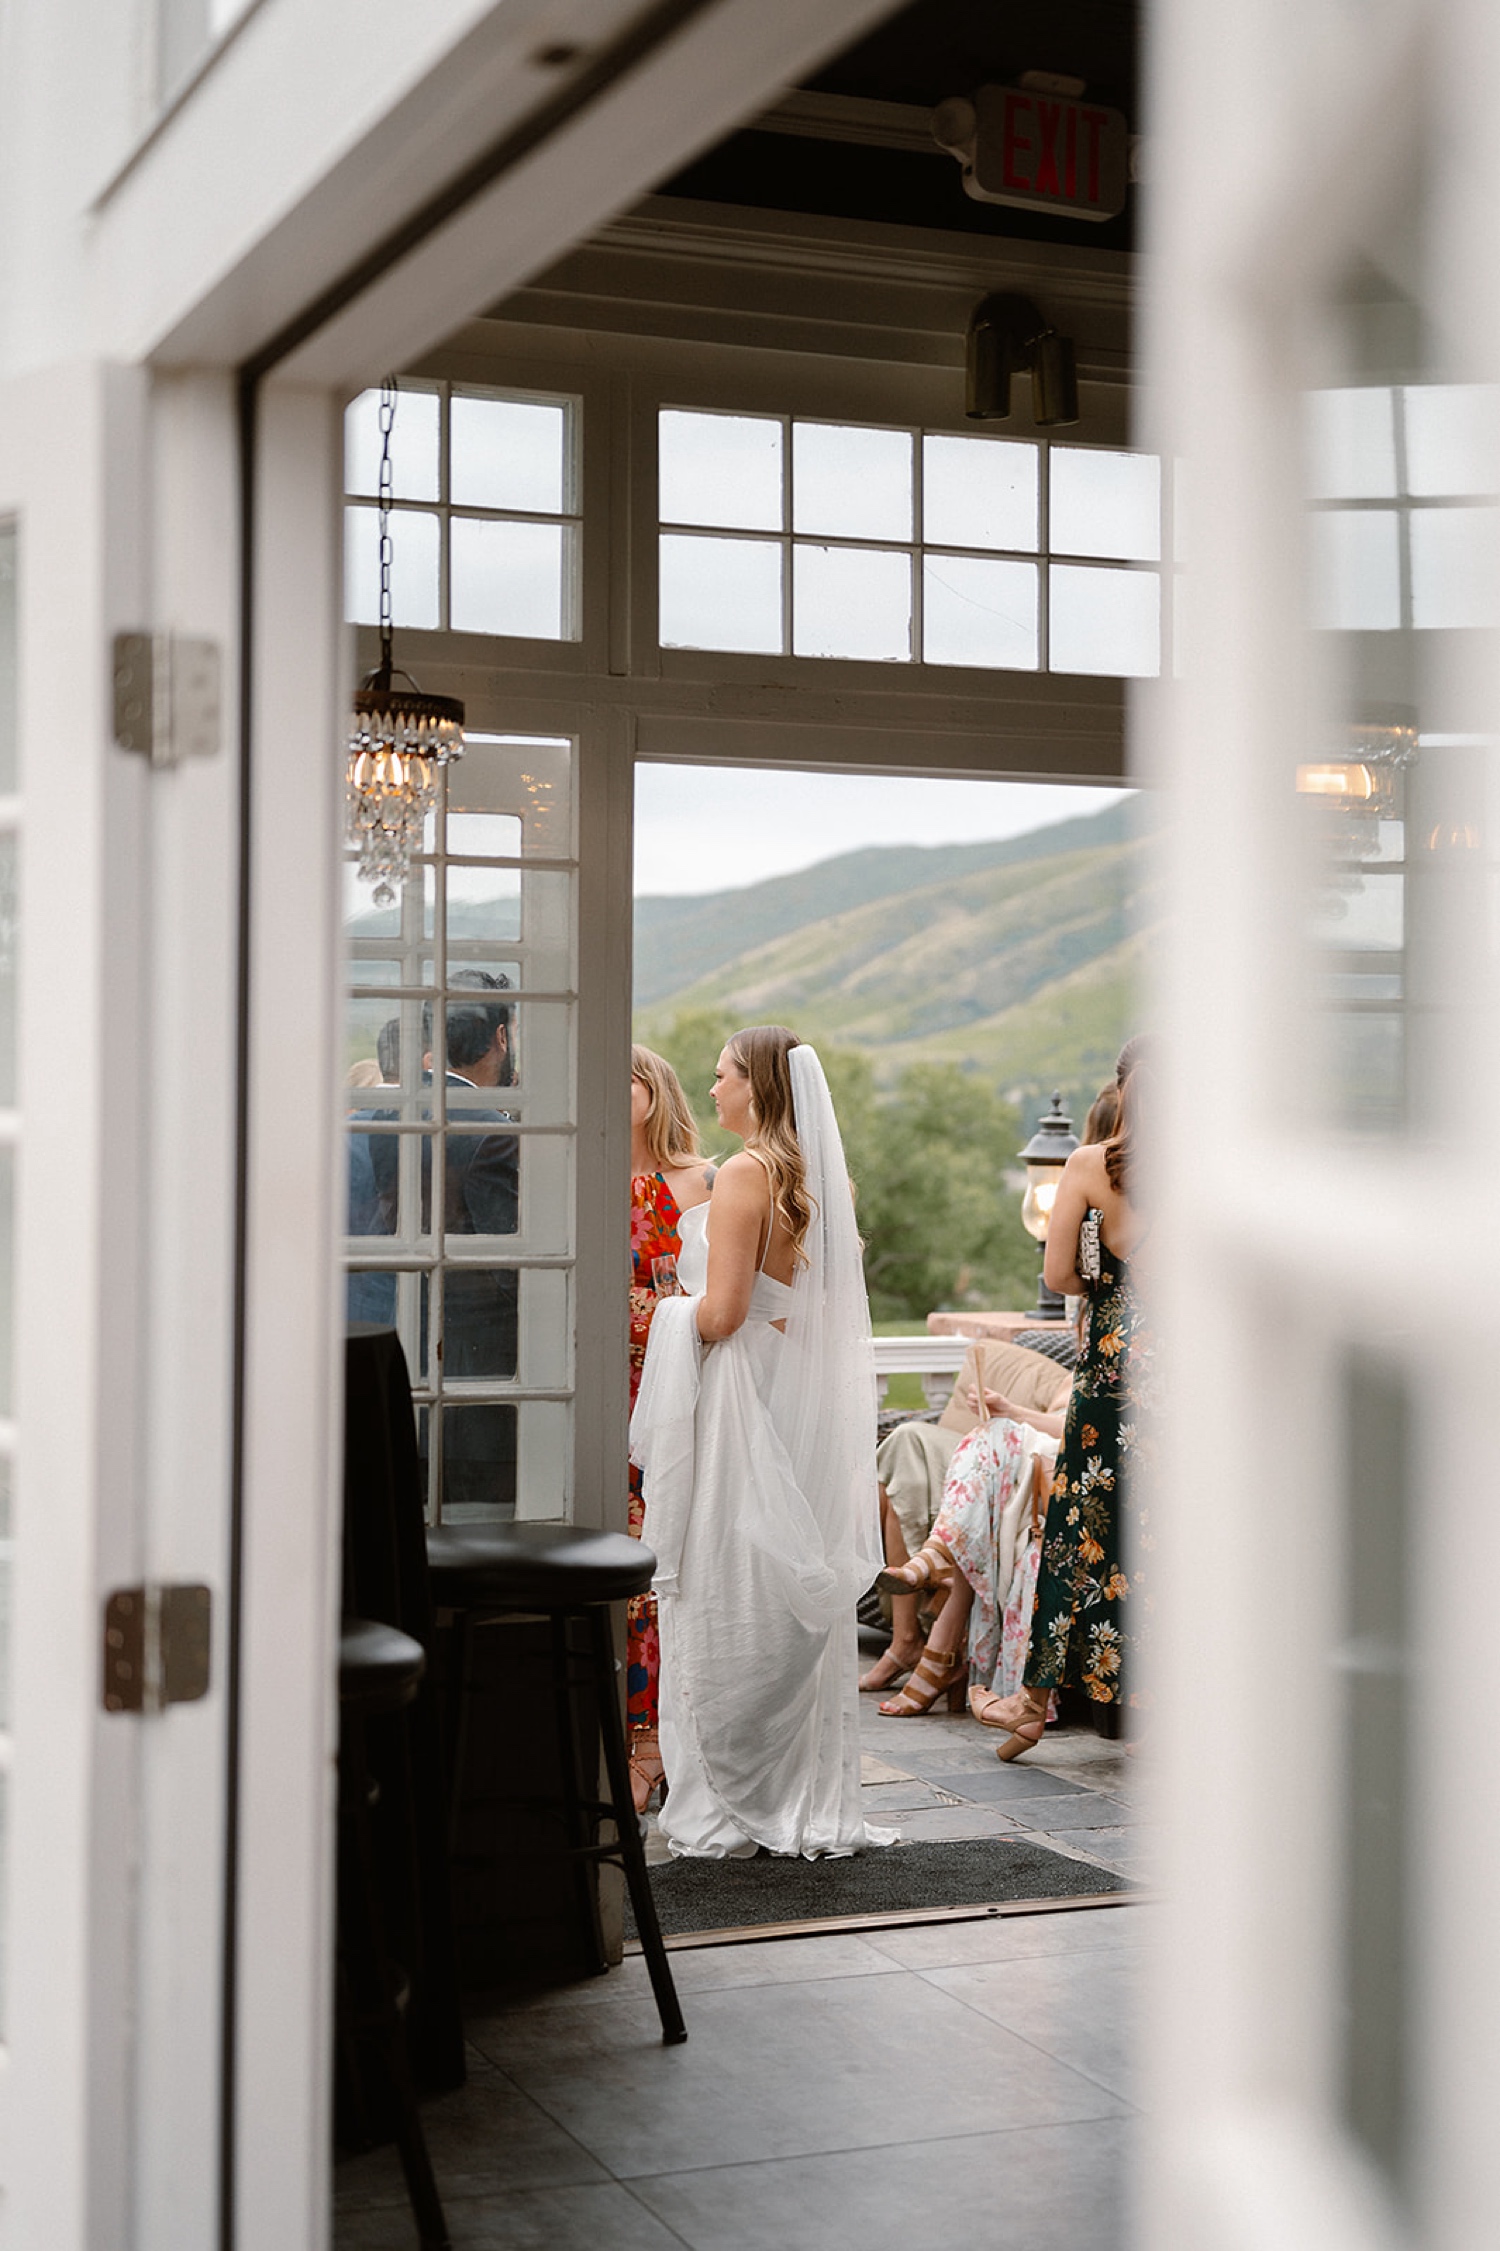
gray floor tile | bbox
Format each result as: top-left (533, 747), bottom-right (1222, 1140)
top-left (860, 1733), bottom-right (1004, 1775)
top-left (336, 2180), bottom-right (686, 2250)
top-left (334, 2076), bottom-right (606, 2212)
top-left (1030, 1828), bottom-right (1151, 1879)
top-left (896, 1750), bottom-right (1089, 1798)
top-left (630, 2113), bottom-right (1131, 2251)
top-left (472, 1932), bottom-right (903, 2022)
top-left (1005, 1793), bottom-right (1137, 1830)
top-left (883, 1804), bottom-right (1023, 1841)
top-left (484, 1966), bottom-right (1128, 2177)
top-left (858, 1778), bottom-right (958, 1811)
top-left (865, 1902), bottom-right (1145, 1970)
top-left (923, 1944), bottom-right (1142, 2101)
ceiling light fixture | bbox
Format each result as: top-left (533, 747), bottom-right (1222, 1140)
top-left (346, 379), bottom-right (465, 905)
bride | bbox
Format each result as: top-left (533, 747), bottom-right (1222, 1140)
top-left (629, 1025), bottom-right (889, 1859)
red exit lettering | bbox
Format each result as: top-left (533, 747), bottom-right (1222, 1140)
top-left (971, 85), bottom-right (1128, 223)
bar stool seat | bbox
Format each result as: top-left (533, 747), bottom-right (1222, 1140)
top-left (337, 1618), bottom-right (452, 2250)
top-left (426, 1522), bottom-right (653, 1610)
top-left (426, 1522), bottom-right (686, 2046)
top-left (341, 1616), bottom-right (427, 1713)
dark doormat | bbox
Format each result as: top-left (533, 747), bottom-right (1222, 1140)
top-left (625, 1835), bottom-right (1133, 1942)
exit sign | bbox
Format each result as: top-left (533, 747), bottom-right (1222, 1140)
top-left (971, 84), bottom-right (1128, 222)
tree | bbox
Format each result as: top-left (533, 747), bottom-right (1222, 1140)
top-left (846, 1062), bottom-right (1037, 1320)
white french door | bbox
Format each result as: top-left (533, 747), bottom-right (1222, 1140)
top-left (1144, 1), bottom-right (1500, 2245)
top-left (0, 365), bottom-right (243, 2249)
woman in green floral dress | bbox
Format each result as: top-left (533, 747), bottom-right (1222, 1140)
top-left (992, 1041), bottom-right (1152, 1757)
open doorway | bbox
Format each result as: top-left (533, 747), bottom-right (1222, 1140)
top-left (627, 758), bottom-right (1151, 1941)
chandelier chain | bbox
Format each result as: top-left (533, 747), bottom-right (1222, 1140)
top-left (377, 377), bottom-right (396, 670)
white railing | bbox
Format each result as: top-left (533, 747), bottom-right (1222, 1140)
top-left (870, 1335), bottom-right (970, 1410)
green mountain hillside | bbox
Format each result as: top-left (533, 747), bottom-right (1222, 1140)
top-left (633, 798), bottom-right (1137, 1010)
top-left (636, 811), bottom-right (1156, 1111)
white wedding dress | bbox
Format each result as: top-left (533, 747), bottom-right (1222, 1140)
top-left (630, 1046), bottom-right (891, 1860)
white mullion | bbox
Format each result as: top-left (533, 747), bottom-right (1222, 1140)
top-left (782, 414), bottom-right (794, 655)
top-left (910, 421), bottom-right (923, 664)
top-left (438, 380), bottom-right (452, 632)
top-left (1039, 440), bottom-right (1052, 673)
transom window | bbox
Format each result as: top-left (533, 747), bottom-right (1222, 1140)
top-left (657, 408), bottom-right (1163, 676)
top-left (344, 383), bottom-right (581, 641)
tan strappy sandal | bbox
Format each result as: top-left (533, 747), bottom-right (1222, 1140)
top-left (878, 1644), bottom-right (968, 1717)
top-left (875, 1541), bottom-right (955, 1597)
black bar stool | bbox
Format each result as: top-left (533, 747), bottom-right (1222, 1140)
top-left (426, 1522), bottom-right (687, 2046)
top-left (337, 1619), bottom-right (453, 2251)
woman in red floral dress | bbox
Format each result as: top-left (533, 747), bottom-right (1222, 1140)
top-left (628, 1047), bottom-right (714, 1812)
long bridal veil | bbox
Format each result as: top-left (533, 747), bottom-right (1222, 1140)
top-left (770, 1043), bottom-right (884, 1610)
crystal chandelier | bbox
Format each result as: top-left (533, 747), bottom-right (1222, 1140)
top-left (347, 380), bottom-right (464, 906)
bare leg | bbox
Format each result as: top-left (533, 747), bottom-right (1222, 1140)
top-left (859, 1490), bottom-right (927, 1690)
top-left (877, 1572), bottom-right (974, 1716)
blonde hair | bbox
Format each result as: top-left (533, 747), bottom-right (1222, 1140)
top-left (631, 1046), bottom-right (703, 1171)
top-left (726, 1025), bottom-right (814, 1265)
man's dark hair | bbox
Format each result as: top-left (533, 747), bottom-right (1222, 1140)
top-left (424, 970), bottom-right (514, 1078)
top-left (376, 1016), bottom-right (401, 1080)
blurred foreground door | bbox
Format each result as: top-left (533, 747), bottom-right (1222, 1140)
top-left (0, 364), bottom-right (241, 2250)
top-left (1146, 1), bottom-right (1500, 2246)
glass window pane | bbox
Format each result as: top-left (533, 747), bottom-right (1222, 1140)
top-left (1306, 388), bottom-right (1398, 500)
top-left (436, 1402), bottom-right (517, 1519)
top-left (923, 434), bottom-right (1038, 551)
top-left (443, 855), bottom-right (520, 936)
top-left (1311, 872), bottom-right (1404, 951)
top-left (451, 736), bottom-right (572, 855)
top-left (0, 1148), bottom-right (14, 1417)
top-left (1310, 509), bottom-right (1401, 631)
top-left (0, 1458), bottom-right (12, 1731)
top-left (514, 1400), bottom-right (570, 1522)
top-left (922, 555), bottom-right (1038, 670)
top-left (0, 519), bottom-right (15, 792)
top-left (344, 387), bottom-right (440, 501)
top-left (436, 1268), bottom-right (519, 1378)
top-left (659, 410), bottom-right (783, 531)
top-left (1409, 507), bottom-right (1500, 629)
top-left (450, 394), bottom-right (568, 514)
top-left (1401, 384), bottom-right (1500, 497)
top-left (793, 545), bottom-right (912, 661)
top-left (0, 834), bottom-right (16, 1109)
top-left (449, 517), bottom-right (569, 639)
top-left (793, 422), bottom-right (912, 541)
top-left (344, 504), bottom-right (439, 629)
top-left (1049, 565), bottom-right (1160, 676)
top-left (446, 813), bottom-right (521, 860)
top-left (659, 533), bottom-right (783, 653)
top-left (1050, 446), bottom-right (1161, 560)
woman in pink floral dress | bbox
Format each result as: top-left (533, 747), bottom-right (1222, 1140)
top-left (627, 1047), bottom-right (713, 1812)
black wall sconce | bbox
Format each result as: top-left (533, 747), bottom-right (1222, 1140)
top-left (966, 293), bottom-right (1080, 426)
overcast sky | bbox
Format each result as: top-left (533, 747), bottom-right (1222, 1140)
top-left (633, 765), bottom-right (1132, 897)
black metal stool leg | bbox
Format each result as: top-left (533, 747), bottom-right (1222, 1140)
top-left (552, 1609), bottom-right (607, 1974)
top-left (588, 1606), bottom-right (687, 2045)
top-left (344, 1712), bottom-right (453, 2249)
top-left (444, 1607), bottom-right (475, 1855)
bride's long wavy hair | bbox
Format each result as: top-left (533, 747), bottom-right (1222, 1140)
top-left (727, 1024), bottom-right (815, 1265)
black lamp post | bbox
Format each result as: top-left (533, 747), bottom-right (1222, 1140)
top-left (1018, 1093), bottom-right (1079, 1320)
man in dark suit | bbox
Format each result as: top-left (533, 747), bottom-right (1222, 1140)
top-left (368, 972), bottom-right (520, 1512)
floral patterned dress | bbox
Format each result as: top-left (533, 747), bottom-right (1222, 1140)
top-left (1024, 1214), bottom-right (1154, 1708)
top-left (627, 1172), bottom-right (683, 1737)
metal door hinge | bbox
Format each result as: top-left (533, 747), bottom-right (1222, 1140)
top-left (103, 1584), bottom-right (212, 1713)
top-left (112, 632), bottom-right (221, 768)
